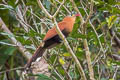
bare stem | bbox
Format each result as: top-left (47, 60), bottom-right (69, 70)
top-left (0, 67), bottom-right (25, 75)
top-left (83, 39), bottom-right (95, 80)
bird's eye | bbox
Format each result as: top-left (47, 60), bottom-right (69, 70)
top-left (72, 14), bottom-right (75, 17)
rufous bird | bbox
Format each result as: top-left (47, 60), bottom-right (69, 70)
top-left (25, 14), bottom-right (80, 69)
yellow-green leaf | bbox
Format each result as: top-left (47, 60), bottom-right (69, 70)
top-left (107, 61), bottom-right (111, 67)
top-left (59, 58), bottom-right (65, 65)
top-left (77, 48), bottom-right (83, 52)
top-left (109, 79), bottom-right (114, 80)
top-left (63, 53), bottom-right (71, 57)
top-left (106, 15), bottom-right (117, 29)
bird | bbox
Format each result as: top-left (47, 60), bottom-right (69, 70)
top-left (25, 14), bottom-right (80, 69)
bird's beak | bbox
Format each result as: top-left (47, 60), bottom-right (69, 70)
top-left (75, 13), bottom-right (80, 17)
top-left (72, 14), bottom-right (80, 17)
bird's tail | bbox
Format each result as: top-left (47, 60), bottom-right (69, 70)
top-left (25, 46), bottom-right (46, 69)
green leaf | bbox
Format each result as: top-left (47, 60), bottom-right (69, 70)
top-left (49, 54), bottom-right (57, 64)
top-left (28, 29), bottom-right (37, 37)
top-left (101, 78), bottom-right (107, 80)
top-left (106, 15), bottom-right (117, 29)
top-left (76, 48), bottom-right (84, 60)
top-left (0, 46), bottom-right (16, 55)
top-left (57, 66), bottom-right (65, 75)
top-left (96, 22), bottom-right (107, 30)
top-left (63, 52), bottom-right (71, 57)
top-left (71, 32), bottom-right (87, 39)
top-left (0, 46), bottom-right (16, 65)
top-left (36, 74), bottom-right (52, 80)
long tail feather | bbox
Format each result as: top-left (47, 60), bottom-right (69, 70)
top-left (25, 46), bottom-right (46, 69)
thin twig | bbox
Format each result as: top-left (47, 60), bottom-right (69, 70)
top-left (58, 57), bottom-right (72, 80)
top-left (89, 21), bottom-right (105, 53)
top-left (53, 0), bottom-right (65, 18)
top-left (113, 66), bottom-right (119, 80)
top-left (84, 0), bottom-right (94, 24)
top-left (0, 67), bottom-right (25, 75)
top-left (56, 0), bottom-right (71, 14)
top-left (43, 56), bottom-right (64, 80)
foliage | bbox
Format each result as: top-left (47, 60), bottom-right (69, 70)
top-left (0, 0), bottom-right (120, 80)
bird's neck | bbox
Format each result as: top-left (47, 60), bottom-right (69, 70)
top-left (65, 21), bottom-right (75, 33)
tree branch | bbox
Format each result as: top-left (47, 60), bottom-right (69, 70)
top-left (82, 0), bottom-right (95, 79)
top-left (84, 0), bottom-right (94, 24)
top-left (53, 0), bottom-right (65, 18)
top-left (37, 0), bottom-right (52, 19)
top-left (37, 0), bottom-right (65, 19)
top-left (56, 0), bottom-right (71, 14)
top-left (0, 67), bottom-right (24, 75)
top-left (0, 18), bottom-right (32, 60)
top-left (83, 39), bottom-right (95, 80)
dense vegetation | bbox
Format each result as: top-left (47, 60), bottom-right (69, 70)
top-left (0, 0), bottom-right (120, 80)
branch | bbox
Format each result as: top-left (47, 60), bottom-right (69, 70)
top-left (70, 0), bottom-right (84, 23)
top-left (84, 0), bottom-right (94, 24)
top-left (109, 28), bottom-right (120, 48)
top-left (113, 66), bottom-right (119, 80)
top-left (83, 39), bottom-right (95, 80)
top-left (37, 0), bottom-right (65, 19)
top-left (56, 0), bottom-right (71, 14)
top-left (53, 18), bottom-right (87, 80)
top-left (0, 18), bottom-right (32, 60)
top-left (0, 67), bottom-right (24, 75)
top-left (53, 0), bottom-right (65, 18)
top-left (37, 0), bottom-right (52, 19)
top-left (109, 54), bottom-right (120, 61)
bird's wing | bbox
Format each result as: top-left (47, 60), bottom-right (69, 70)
top-left (43, 21), bottom-right (67, 41)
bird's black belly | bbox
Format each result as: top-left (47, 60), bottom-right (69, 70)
top-left (43, 29), bottom-right (69, 48)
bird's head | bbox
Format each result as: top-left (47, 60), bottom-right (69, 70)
top-left (63, 13), bottom-right (80, 22)
top-left (62, 14), bottom-right (80, 32)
